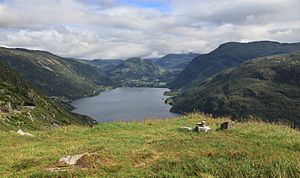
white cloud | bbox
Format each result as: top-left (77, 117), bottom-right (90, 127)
top-left (0, 0), bottom-right (299, 59)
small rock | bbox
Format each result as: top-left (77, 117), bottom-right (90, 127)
top-left (220, 121), bottom-right (235, 130)
top-left (194, 121), bottom-right (212, 132)
top-left (17, 129), bottom-right (34, 137)
top-left (52, 123), bottom-right (61, 128)
top-left (59, 153), bottom-right (89, 166)
top-left (17, 129), bottom-right (25, 135)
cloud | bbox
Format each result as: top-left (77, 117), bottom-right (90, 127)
top-left (0, 0), bottom-right (300, 59)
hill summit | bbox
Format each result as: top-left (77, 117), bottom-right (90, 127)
top-left (170, 41), bottom-right (300, 89)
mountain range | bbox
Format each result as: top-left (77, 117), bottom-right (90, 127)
top-left (170, 51), bottom-right (300, 127)
top-left (0, 48), bottom-right (194, 99)
top-left (169, 41), bottom-right (300, 89)
top-left (0, 47), bottom-right (197, 128)
top-left (82, 54), bottom-right (198, 87)
top-left (1, 41), bottom-right (300, 129)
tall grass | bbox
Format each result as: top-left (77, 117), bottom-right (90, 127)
top-left (0, 114), bottom-right (299, 177)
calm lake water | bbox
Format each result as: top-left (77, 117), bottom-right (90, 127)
top-left (71, 87), bottom-right (178, 122)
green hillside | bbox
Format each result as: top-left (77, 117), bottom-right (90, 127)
top-left (80, 59), bottom-right (123, 73)
top-left (154, 53), bottom-right (199, 69)
top-left (82, 54), bottom-right (199, 87)
top-left (0, 47), bottom-right (110, 99)
top-left (171, 52), bottom-right (300, 127)
top-left (170, 41), bottom-right (300, 89)
top-left (111, 58), bottom-right (163, 79)
top-left (70, 57), bottom-right (174, 88)
top-left (0, 62), bottom-right (95, 130)
top-left (109, 57), bottom-right (166, 87)
top-left (1, 114), bottom-right (299, 177)
top-left (153, 53), bottom-right (200, 82)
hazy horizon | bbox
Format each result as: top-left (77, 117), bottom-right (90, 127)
top-left (1, 40), bottom-right (300, 61)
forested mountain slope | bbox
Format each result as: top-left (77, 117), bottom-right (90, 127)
top-left (171, 52), bottom-right (300, 127)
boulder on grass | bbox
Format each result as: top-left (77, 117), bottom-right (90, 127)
top-left (57, 152), bottom-right (102, 169)
top-left (59, 153), bottom-right (90, 166)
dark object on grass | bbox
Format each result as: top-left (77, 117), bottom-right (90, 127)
top-left (220, 121), bottom-right (235, 130)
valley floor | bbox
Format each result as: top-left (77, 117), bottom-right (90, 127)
top-left (1, 114), bottom-right (300, 177)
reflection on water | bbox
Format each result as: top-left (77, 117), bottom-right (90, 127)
top-left (71, 87), bottom-right (178, 122)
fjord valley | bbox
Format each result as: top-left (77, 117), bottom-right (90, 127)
top-left (0, 47), bottom-right (192, 101)
top-left (1, 1), bottom-right (300, 176)
top-left (1, 41), bottom-right (300, 177)
top-left (0, 46), bottom-right (195, 128)
top-left (1, 41), bottom-right (299, 129)
top-left (82, 53), bottom-right (198, 88)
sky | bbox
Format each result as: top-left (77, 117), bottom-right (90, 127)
top-left (0, 0), bottom-right (300, 59)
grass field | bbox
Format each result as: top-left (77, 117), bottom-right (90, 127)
top-left (1, 114), bottom-right (300, 177)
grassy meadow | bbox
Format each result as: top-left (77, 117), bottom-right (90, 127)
top-left (1, 114), bottom-right (300, 177)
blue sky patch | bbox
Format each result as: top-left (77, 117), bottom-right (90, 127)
top-left (117, 0), bottom-right (170, 12)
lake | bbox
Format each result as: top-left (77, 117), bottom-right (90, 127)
top-left (71, 87), bottom-right (178, 122)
